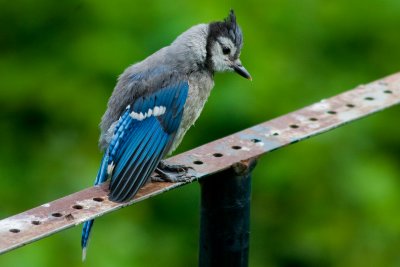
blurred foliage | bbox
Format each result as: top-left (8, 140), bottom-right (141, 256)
top-left (0, 0), bottom-right (399, 266)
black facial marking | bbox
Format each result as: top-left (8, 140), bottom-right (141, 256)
top-left (205, 10), bottom-right (243, 71)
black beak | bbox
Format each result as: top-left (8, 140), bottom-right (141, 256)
top-left (232, 62), bottom-right (252, 80)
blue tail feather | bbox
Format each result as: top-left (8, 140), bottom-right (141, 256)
top-left (81, 219), bottom-right (94, 261)
top-left (81, 153), bottom-right (109, 261)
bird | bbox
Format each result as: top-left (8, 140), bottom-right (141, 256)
top-left (81, 9), bottom-right (251, 260)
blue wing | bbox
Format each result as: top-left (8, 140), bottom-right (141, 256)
top-left (107, 80), bottom-right (189, 201)
top-left (81, 78), bottom-right (189, 258)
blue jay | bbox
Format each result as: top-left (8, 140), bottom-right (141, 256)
top-left (81, 10), bottom-right (251, 260)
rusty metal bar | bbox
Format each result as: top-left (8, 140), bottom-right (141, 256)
top-left (1, 72), bottom-right (399, 254)
top-left (199, 159), bottom-right (256, 267)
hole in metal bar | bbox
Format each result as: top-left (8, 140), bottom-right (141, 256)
top-left (213, 153), bottom-right (223, 157)
top-left (31, 220), bottom-right (41, 225)
top-left (346, 104), bottom-right (355, 108)
top-left (251, 138), bottom-right (261, 143)
top-left (93, 197), bottom-right (104, 202)
top-left (72, 205), bottom-right (83, 210)
top-left (327, 111), bottom-right (337, 114)
top-left (290, 124), bottom-right (299, 129)
top-left (272, 132), bottom-right (279, 136)
top-left (364, 97), bottom-right (374, 101)
top-left (309, 117), bottom-right (318, 121)
top-left (51, 213), bottom-right (63, 218)
top-left (231, 145), bottom-right (242, 150)
top-left (193, 160), bottom-right (203, 165)
top-left (9, 229), bottom-right (20, 233)
top-left (384, 90), bottom-right (392, 94)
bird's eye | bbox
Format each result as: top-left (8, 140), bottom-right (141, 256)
top-left (222, 47), bottom-right (231, 55)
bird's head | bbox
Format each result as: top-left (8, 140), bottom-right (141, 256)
top-left (206, 10), bottom-right (251, 80)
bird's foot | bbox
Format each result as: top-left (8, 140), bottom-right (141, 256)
top-left (158, 160), bottom-right (193, 173)
top-left (152, 161), bottom-right (195, 183)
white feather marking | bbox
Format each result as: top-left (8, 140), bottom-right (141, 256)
top-left (107, 162), bottom-right (115, 175)
top-left (130, 106), bottom-right (166, 120)
top-left (140, 112), bottom-right (145, 120)
top-left (82, 247), bottom-right (87, 262)
top-left (153, 106), bottom-right (160, 116)
top-left (130, 111), bottom-right (143, 121)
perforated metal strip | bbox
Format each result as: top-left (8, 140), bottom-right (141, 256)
top-left (1, 73), bottom-right (399, 254)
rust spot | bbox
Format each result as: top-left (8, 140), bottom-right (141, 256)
top-left (65, 214), bottom-right (74, 221)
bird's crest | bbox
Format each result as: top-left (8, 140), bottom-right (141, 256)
top-left (224, 10), bottom-right (243, 49)
top-left (208, 9), bottom-right (243, 51)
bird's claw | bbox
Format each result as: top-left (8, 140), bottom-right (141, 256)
top-left (152, 161), bottom-right (196, 183)
top-left (158, 160), bottom-right (194, 173)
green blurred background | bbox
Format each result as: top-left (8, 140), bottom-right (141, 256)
top-left (1, 0), bottom-right (399, 266)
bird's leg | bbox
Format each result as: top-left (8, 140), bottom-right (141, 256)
top-left (152, 160), bottom-right (195, 183)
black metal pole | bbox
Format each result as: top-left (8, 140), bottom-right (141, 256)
top-left (199, 159), bottom-right (257, 267)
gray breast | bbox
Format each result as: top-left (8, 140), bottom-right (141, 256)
top-left (167, 70), bottom-right (214, 153)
